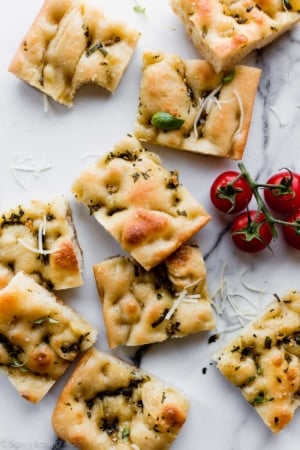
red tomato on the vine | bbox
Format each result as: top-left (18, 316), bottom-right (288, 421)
top-left (282, 210), bottom-right (300, 250)
top-left (263, 170), bottom-right (300, 214)
top-left (230, 210), bottom-right (273, 253)
top-left (210, 171), bottom-right (252, 213)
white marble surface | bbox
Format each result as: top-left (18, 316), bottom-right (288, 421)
top-left (1, 1), bottom-right (300, 449)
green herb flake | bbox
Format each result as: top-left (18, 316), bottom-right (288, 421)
top-left (121, 427), bottom-right (130, 441)
top-left (10, 357), bottom-right (28, 372)
top-left (264, 336), bottom-right (272, 349)
top-left (208, 333), bottom-right (220, 344)
top-left (231, 345), bottom-right (240, 353)
top-left (151, 111), bottom-right (185, 131)
top-left (141, 170), bottom-right (151, 180)
top-left (246, 375), bottom-right (256, 383)
top-left (223, 68), bottom-right (235, 84)
top-left (86, 42), bottom-right (108, 57)
top-left (257, 366), bottom-right (263, 376)
top-left (252, 392), bottom-right (265, 405)
top-left (133, 5), bottom-right (146, 14)
top-left (132, 172), bottom-right (140, 183)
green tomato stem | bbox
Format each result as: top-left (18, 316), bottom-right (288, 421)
top-left (237, 162), bottom-right (300, 235)
top-left (237, 162), bottom-right (300, 241)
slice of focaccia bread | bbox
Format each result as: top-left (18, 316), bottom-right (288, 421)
top-left (52, 347), bottom-right (189, 450)
top-left (9, 0), bottom-right (140, 106)
top-left (134, 52), bottom-right (261, 160)
top-left (0, 271), bottom-right (97, 403)
top-left (214, 290), bottom-right (300, 433)
top-left (72, 135), bottom-right (210, 270)
top-left (171, 0), bottom-right (300, 72)
top-left (0, 195), bottom-right (83, 290)
top-left (93, 244), bottom-right (215, 347)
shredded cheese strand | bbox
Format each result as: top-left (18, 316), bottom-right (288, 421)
top-left (43, 93), bottom-right (49, 113)
top-left (18, 216), bottom-right (58, 256)
top-left (211, 263), bottom-right (268, 335)
top-left (269, 106), bottom-right (288, 126)
top-left (18, 238), bottom-right (58, 255)
top-left (80, 153), bottom-right (101, 161)
top-left (240, 269), bottom-right (269, 295)
top-left (193, 84), bottom-right (223, 139)
top-left (38, 221), bottom-right (44, 254)
top-left (282, 0), bottom-right (290, 12)
top-left (11, 156), bottom-right (52, 190)
top-left (165, 278), bottom-right (202, 320)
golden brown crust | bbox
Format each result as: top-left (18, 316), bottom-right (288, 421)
top-left (72, 135), bottom-right (211, 270)
top-left (214, 290), bottom-right (300, 433)
top-left (0, 264), bottom-right (13, 289)
top-left (93, 244), bottom-right (215, 347)
top-left (52, 348), bottom-right (189, 450)
top-left (171, 0), bottom-right (300, 72)
top-left (9, 0), bottom-right (140, 106)
top-left (134, 52), bottom-right (261, 160)
top-left (0, 196), bottom-right (83, 290)
top-left (0, 271), bottom-right (97, 403)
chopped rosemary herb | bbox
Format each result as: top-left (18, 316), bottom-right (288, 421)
top-left (264, 336), bottom-right (272, 349)
top-left (121, 427), bottom-right (130, 440)
top-left (86, 42), bottom-right (108, 57)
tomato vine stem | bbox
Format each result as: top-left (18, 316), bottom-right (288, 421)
top-left (237, 162), bottom-right (300, 238)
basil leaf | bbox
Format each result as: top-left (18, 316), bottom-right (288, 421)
top-left (151, 112), bottom-right (185, 131)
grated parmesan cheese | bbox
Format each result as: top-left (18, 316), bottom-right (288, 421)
top-left (211, 264), bottom-right (268, 336)
top-left (165, 278), bottom-right (202, 320)
top-left (193, 84), bottom-right (223, 139)
top-left (18, 216), bottom-right (58, 256)
top-left (269, 105), bottom-right (288, 126)
top-left (11, 156), bottom-right (53, 190)
top-left (43, 93), bottom-right (49, 113)
top-left (80, 153), bottom-right (101, 161)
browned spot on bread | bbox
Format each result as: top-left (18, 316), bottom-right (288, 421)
top-left (122, 210), bottom-right (168, 247)
top-left (53, 241), bottom-right (79, 271)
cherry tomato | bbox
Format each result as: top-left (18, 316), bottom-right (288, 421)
top-left (210, 171), bottom-right (252, 213)
top-left (263, 170), bottom-right (300, 214)
top-left (230, 210), bottom-right (273, 253)
top-left (282, 210), bottom-right (300, 250)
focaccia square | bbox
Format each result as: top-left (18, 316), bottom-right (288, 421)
top-left (171, 0), bottom-right (300, 72)
top-left (72, 134), bottom-right (211, 270)
top-left (0, 195), bottom-right (83, 290)
top-left (214, 290), bottom-right (300, 433)
top-left (9, 0), bottom-right (140, 106)
top-left (52, 347), bottom-right (189, 450)
top-left (134, 52), bottom-right (261, 160)
top-left (93, 244), bottom-right (215, 347)
top-left (0, 271), bottom-right (97, 403)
